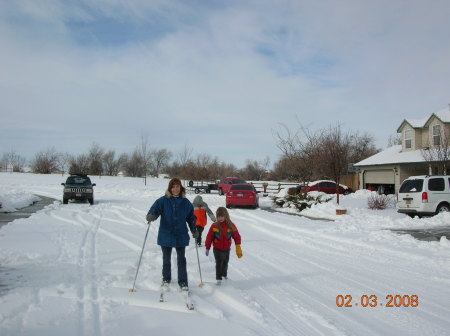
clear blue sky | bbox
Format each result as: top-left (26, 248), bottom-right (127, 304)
top-left (1, 0), bottom-right (450, 168)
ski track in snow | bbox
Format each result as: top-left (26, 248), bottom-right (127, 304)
top-left (1, 175), bottom-right (450, 336)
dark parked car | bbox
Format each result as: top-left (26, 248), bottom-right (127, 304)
top-left (62, 174), bottom-right (96, 204)
top-left (218, 177), bottom-right (247, 195)
top-left (290, 180), bottom-right (353, 195)
top-left (226, 184), bottom-right (259, 209)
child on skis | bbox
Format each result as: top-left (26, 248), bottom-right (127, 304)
top-left (205, 207), bottom-right (242, 284)
top-left (192, 195), bottom-right (216, 246)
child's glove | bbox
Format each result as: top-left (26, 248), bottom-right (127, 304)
top-left (192, 230), bottom-right (199, 239)
top-left (235, 245), bottom-right (243, 258)
top-left (205, 249), bottom-right (210, 256)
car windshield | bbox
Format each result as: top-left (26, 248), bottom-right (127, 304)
top-left (66, 176), bottom-right (91, 186)
top-left (399, 179), bottom-right (423, 193)
top-left (230, 185), bottom-right (253, 191)
top-left (232, 179), bottom-right (247, 184)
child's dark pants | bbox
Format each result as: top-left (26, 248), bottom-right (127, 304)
top-left (213, 248), bottom-right (230, 280)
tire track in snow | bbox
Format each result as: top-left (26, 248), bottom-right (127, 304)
top-left (231, 209), bottom-right (450, 334)
top-left (235, 209), bottom-right (450, 288)
top-left (236, 210), bottom-right (437, 263)
top-left (229, 252), bottom-right (368, 336)
top-left (74, 212), bottom-right (103, 336)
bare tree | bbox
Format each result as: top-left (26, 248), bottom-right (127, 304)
top-left (387, 134), bottom-right (402, 147)
top-left (117, 153), bottom-right (130, 175)
top-left (68, 154), bottom-right (90, 175)
top-left (139, 134), bottom-right (153, 185)
top-left (241, 157), bottom-right (270, 181)
top-left (55, 152), bottom-right (70, 175)
top-left (2, 150), bottom-right (26, 172)
top-left (273, 123), bottom-right (320, 187)
top-left (349, 132), bottom-right (380, 163)
top-left (315, 124), bottom-right (353, 205)
top-left (103, 150), bottom-right (121, 176)
top-left (30, 148), bottom-right (60, 174)
top-left (152, 148), bottom-right (172, 177)
top-left (88, 142), bottom-right (104, 176)
top-left (122, 150), bottom-right (145, 177)
top-left (421, 126), bottom-right (450, 175)
top-left (178, 143), bottom-right (193, 167)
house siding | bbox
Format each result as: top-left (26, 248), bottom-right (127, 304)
top-left (401, 125), bottom-right (414, 151)
top-left (414, 128), bottom-right (422, 149)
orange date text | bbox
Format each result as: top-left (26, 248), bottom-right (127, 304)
top-left (335, 294), bottom-right (419, 308)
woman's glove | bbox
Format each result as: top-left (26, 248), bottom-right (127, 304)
top-left (205, 249), bottom-right (210, 256)
top-left (235, 245), bottom-right (243, 258)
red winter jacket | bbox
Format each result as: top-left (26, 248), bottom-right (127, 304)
top-left (205, 221), bottom-right (241, 251)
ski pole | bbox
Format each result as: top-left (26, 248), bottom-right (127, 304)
top-left (129, 221), bottom-right (151, 293)
top-left (195, 242), bottom-right (204, 288)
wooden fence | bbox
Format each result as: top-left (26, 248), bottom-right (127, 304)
top-left (250, 173), bottom-right (360, 196)
top-left (250, 182), bottom-right (299, 195)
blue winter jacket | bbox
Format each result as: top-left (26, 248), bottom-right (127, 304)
top-left (147, 191), bottom-right (196, 247)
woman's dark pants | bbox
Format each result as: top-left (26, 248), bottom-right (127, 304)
top-left (161, 246), bottom-right (187, 287)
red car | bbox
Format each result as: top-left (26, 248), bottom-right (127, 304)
top-left (300, 180), bottom-right (353, 195)
top-left (226, 184), bottom-right (259, 209)
top-left (218, 177), bottom-right (247, 195)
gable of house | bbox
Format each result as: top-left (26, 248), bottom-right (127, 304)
top-left (355, 107), bottom-right (450, 194)
top-left (397, 109), bottom-right (450, 152)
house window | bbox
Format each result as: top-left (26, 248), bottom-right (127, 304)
top-left (432, 125), bottom-right (441, 146)
top-left (404, 129), bottom-right (412, 149)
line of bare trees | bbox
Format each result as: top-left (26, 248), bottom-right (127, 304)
top-left (2, 139), bottom-right (272, 182)
top-left (1, 150), bottom-right (27, 172)
top-left (2, 124), bottom-right (380, 189)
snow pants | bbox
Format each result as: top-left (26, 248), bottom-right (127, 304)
top-left (161, 246), bottom-right (187, 287)
top-left (213, 248), bottom-right (230, 280)
top-left (195, 225), bottom-right (205, 246)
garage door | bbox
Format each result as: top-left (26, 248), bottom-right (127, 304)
top-left (364, 170), bottom-right (394, 184)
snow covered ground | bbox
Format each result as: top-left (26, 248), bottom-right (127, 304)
top-left (0, 173), bottom-right (449, 336)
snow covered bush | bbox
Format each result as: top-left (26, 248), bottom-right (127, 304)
top-left (272, 193), bottom-right (331, 212)
top-left (367, 193), bottom-right (396, 210)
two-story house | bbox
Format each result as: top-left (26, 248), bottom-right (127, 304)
top-left (355, 107), bottom-right (450, 194)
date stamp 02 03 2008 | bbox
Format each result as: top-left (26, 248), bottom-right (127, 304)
top-left (336, 294), bottom-right (419, 308)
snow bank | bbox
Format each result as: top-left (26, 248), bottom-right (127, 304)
top-left (0, 190), bottom-right (41, 212)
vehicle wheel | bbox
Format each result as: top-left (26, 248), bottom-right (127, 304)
top-left (195, 188), bottom-right (200, 194)
top-left (436, 203), bottom-right (450, 214)
top-left (226, 203), bottom-right (231, 209)
top-left (343, 190), bottom-right (350, 195)
top-left (88, 198), bottom-right (94, 205)
top-left (254, 202), bottom-right (259, 209)
top-left (63, 198), bottom-right (68, 204)
top-left (219, 189), bottom-right (223, 196)
top-left (188, 180), bottom-right (194, 187)
top-left (206, 188), bottom-right (211, 193)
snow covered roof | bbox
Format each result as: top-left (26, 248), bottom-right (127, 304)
top-left (397, 107), bottom-right (450, 132)
top-left (354, 145), bottom-right (426, 166)
top-left (431, 108), bottom-right (450, 123)
top-left (406, 117), bottom-right (429, 128)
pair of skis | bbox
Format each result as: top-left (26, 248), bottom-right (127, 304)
top-left (159, 284), bottom-right (194, 310)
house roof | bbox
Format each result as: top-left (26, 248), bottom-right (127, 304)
top-left (354, 145), bottom-right (427, 167)
top-left (397, 108), bottom-right (450, 132)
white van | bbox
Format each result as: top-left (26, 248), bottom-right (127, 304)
top-left (397, 175), bottom-right (450, 217)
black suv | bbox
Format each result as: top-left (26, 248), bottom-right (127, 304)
top-left (61, 174), bottom-right (96, 205)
